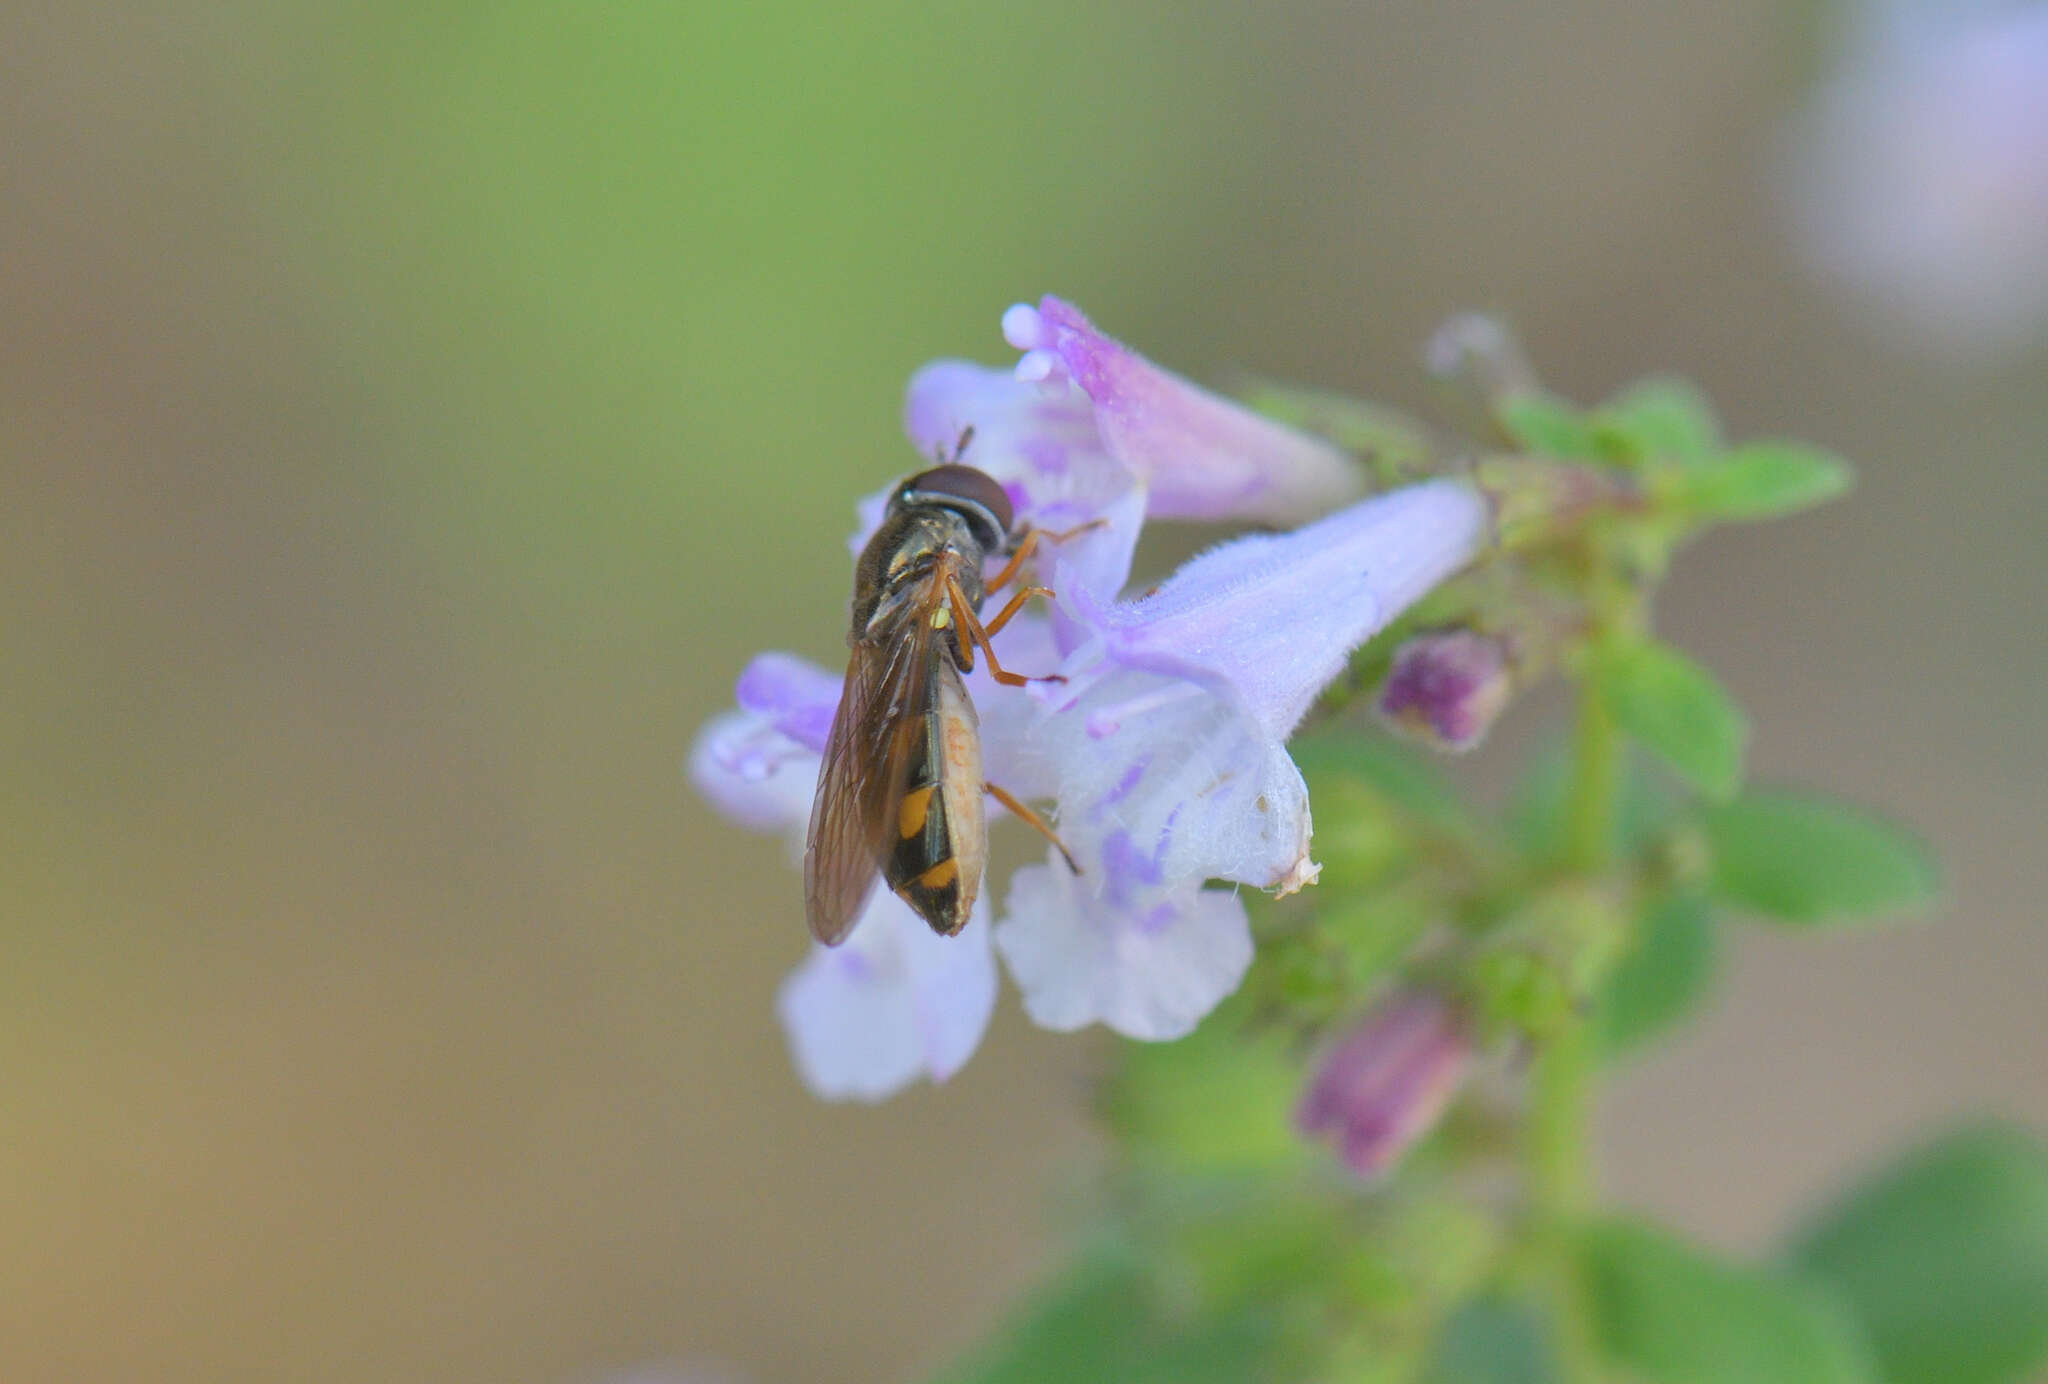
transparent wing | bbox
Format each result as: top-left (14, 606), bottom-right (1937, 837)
top-left (803, 623), bottom-right (933, 945)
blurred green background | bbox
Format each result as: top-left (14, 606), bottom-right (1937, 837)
top-left (4, 4), bottom-right (2043, 1382)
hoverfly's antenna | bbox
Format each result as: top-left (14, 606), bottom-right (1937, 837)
top-left (938, 425), bottom-right (975, 465)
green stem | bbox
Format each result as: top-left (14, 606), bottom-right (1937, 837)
top-left (1529, 1018), bottom-right (1593, 1222)
top-left (1528, 678), bottom-right (1621, 1380)
top-left (1562, 674), bottom-right (1619, 874)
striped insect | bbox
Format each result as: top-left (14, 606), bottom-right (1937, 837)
top-left (805, 450), bottom-right (1078, 944)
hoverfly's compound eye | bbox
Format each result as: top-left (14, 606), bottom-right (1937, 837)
top-left (901, 464), bottom-right (1014, 550)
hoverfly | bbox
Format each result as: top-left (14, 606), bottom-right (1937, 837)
top-left (805, 442), bottom-right (1079, 945)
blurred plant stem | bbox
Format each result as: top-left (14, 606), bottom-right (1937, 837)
top-left (1530, 568), bottom-right (1628, 1382)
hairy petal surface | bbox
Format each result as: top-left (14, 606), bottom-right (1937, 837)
top-left (1079, 479), bottom-right (1489, 741)
top-left (1006, 297), bottom-right (1366, 524)
top-left (776, 892), bottom-right (998, 1101)
top-left (688, 710), bottom-right (819, 841)
top-left (995, 851), bottom-right (1252, 1041)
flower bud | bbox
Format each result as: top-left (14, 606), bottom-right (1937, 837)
top-left (1424, 312), bottom-right (1538, 404)
top-left (1375, 629), bottom-right (1514, 752)
top-left (1295, 990), bottom-right (1473, 1179)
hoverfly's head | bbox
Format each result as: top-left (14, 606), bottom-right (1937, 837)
top-left (895, 464), bottom-right (1014, 553)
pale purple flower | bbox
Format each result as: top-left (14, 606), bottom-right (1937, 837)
top-left (776, 891), bottom-right (999, 1102)
top-left (996, 298), bottom-right (1367, 524)
top-left (691, 301), bottom-right (1487, 1097)
top-left (1296, 990), bottom-right (1474, 1179)
top-left (1782, 2), bottom-right (2048, 355)
top-left (1375, 629), bottom-right (1515, 752)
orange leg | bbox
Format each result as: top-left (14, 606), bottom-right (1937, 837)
top-left (980, 584), bottom-right (1053, 640)
top-left (984, 517), bottom-right (1110, 594)
top-left (985, 782), bottom-right (1080, 873)
top-left (983, 528), bottom-right (1044, 595)
top-left (947, 576), bottom-right (1063, 688)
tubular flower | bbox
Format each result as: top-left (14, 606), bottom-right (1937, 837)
top-left (691, 301), bottom-right (1488, 1098)
top-left (1782, 2), bottom-right (2048, 354)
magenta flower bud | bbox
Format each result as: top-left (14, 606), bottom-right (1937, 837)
top-left (1296, 991), bottom-right (1473, 1180)
top-left (1375, 629), bottom-right (1514, 752)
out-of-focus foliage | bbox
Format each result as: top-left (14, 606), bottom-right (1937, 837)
top-left (1702, 791), bottom-right (1939, 926)
top-left (1578, 1219), bottom-right (1875, 1384)
top-left (1786, 1124), bottom-right (2048, 1384)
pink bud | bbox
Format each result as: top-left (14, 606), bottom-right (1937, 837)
top-left (1296, 991), bottom-right (1473, 1180)
top-left (1375, 630), bottom-right (1514, 751)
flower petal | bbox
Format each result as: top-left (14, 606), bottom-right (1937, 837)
top-left (734, 651), bottom-right (842, 753)
top-left (994, 851), bottom-right (1253, 1041)
top-left (1030, 667), bottom-right (1312, 893)
top-left (1009, 297), bottom-right (1366, 524)
top-left (775, 891), bottom-right (998, 1101)
top-left (1081, 479), bottom-right (1488, 741)
top-left (687, 709), bottom-right (818, 838)
top-left (898, 359), bottom-right (1144, 606)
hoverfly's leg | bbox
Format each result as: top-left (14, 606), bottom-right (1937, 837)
top-left (985, 782), bottom-right (1080, 874)
top-left (986, 517), bottom-right (1111, 593)
top-left (983, 528), bottom-right (1044, 595)
top-left (979, 584), bottom-right (1053, 640)
top-left (947, 576), bottom-right (1065, 688)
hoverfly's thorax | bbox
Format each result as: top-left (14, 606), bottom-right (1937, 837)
top-left (849, 505), bottom-right (995, 646)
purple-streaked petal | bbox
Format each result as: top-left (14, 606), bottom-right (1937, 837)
top-left (1028, 666), bottom-right (1313, 894)
top-left (1079, 480), bottom-right (1488, 742)
top-left (1005, 297), bottom-right (1366, 524)
top-left (995, 851), bottom-right (1253, 1040)
top-left (734, 651), bottom-right (842, 753)
top-left (775, 891), bottom-right (998, 1102)
top-left (687, 710), bottom-right (818, 838)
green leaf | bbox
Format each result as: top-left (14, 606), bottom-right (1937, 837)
top-left (1599, 638), bottom-right (1748, 800)
top-left (1595, 376), bottom-right (1722, 466)
top-left (1507, 738), bottom-right (1677, 864)
top-left (1580, 1218), bottom-right (1876, 1384)
top-left (1239, 382), bottom-right (1439, 475)
top-left (930, 1245), bottom-right (1284, 1384)
top-left (1785, 1123), bottom-right (2048, 1384)
top-left (1497, 391), bottom-right (1596, 458)
top-left (1294, 732), bottom-right (1468, 833)
top-left (1426, 1295), bottom-right (1560, 1383)
top-left (1677, 442), bottom-right (1853, 521)
top-left (1702, 791), bottom-right (1938, 926)
top-left (1103, 996), bottom-right (1307, 1175)
top-left (1596, 893), bottom-right (1718, 1056)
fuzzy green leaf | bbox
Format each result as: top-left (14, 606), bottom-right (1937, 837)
top-left (930, 1245), bottom-right (1283, 1384)
top-left (1596, 377), bottom-right (1722, 466)
top-left (1294, 732), bottom-right (1467, 833)
top-left (1703, 791), bottom-right (1938, 926)
top-left (1102, 996), bottom-right (1306, 1175)
top-left (1785, 1124), bottom-right (2048, 1384)
top-left (1427, 1295), bottom-right (1560, 1383)
top-left (1599, 639), bottom-right (1748, 801)
top-left (1497, 391), bottom-right (1596, 458)
top-left (1239, 382), bottom-right (1439, 475)
top-left (1580, 1219), bottom-right (1876, 1384)
top-left (1508, 739), bottom-right (1678, 864)
top-left (1596, 893), bottom-right (1718, 1056)
top-left (1679, 442), bottom-right (1852, 520)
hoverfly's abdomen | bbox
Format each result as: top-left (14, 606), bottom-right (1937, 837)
top-left (885, 663), bottom-right (984, 935)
